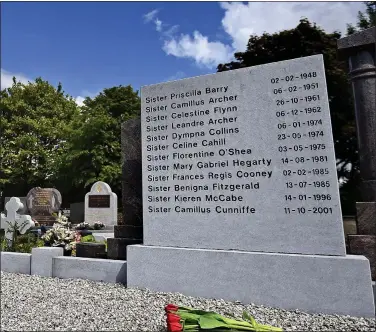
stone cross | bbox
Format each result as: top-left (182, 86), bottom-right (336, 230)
top-left (0, 197), bottom-right (35, 243)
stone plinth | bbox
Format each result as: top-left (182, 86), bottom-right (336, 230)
top-left (127, 245), bottom-right (375, 318)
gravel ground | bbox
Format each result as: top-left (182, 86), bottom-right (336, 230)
top-left (1, 272), bottom-right (375, 331)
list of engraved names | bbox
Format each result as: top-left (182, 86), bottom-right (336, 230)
top-left (141, 55), bottom-right (342, 229)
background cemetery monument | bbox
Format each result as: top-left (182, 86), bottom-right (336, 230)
top-left (126, 54), bottom-right (375, 317)
top-left (0, 197), bottom-right (35, 243)
top-left (107, 119), bottom-right (143, 260)
top-left (338, 26), bottom-right (376, 281)
top-left (26, 187), bottom-right (62, 226)
top-left (84, 181), bottom-right (118, 227)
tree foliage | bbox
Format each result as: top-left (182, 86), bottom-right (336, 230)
top-left (0, 78), bottom-right (79, 197)
top-left (217, 19), bottom-right (359, 213)
top-left (347, 2), bottom-right (376, 35)
top-left (56, 85), bottom-right (141, 198)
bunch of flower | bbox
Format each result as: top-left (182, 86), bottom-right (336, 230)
top-left (74, 222), bottom-right (90, 230)
top-left (41, 213), bottom-right (76, 251)
top-left (93, 221), bottom-right (104, 230)
top-left (165, 304), bottom-right (282, 332)
top-left (74, 221), bottom-right (105, 230)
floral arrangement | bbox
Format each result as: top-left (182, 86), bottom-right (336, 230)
top-left (74, 221), bottom-right (105, 231)
top-left (165, 304), bottom-right (282, 332)
top-left (41, 213), bottom-right (106, 254)
top-left (41, 212), bottom-right (77, 251)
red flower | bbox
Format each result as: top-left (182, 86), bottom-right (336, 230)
top-left (166, 313), bottom-right (183, 332)
top-left (165, 304), bottom-right (179, 313)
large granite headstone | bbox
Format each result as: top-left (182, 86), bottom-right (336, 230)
top-left (126, 55), bottom-right (375, 317)
top-left (26, 187), bottom-right (62, 225)
top-left (338, 27), bottom-right (376, 281)
top-left (107, 118), bottom-right (143, 260)
top-left (84, 181), bottom-right (117, 227)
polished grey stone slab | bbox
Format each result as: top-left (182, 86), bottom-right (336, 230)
top-left (127, 245), bottom-right (375, 318)
top-left (141, 55), bottom-right (345, 256)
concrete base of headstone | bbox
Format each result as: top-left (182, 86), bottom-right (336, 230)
top-left (127, 245), bottom-right (375, 318)
top-left (348, 235), bottom-right (376, 281)
top-left (31, 247), bottom-right (64, 277)
top-left (1, 252), bottom-right (31, 274)
top-left (107, 238), bottom-right (142, 260)
top-left (53, 257), bottom-right (127, 284)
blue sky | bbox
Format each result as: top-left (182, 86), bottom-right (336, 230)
top-left (1, 1), bottom-right (365, 105)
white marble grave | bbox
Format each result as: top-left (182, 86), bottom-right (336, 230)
top-left (0, 197), bottom-right (35, 243)
top-left (84, 181), bottom-right (117, 227)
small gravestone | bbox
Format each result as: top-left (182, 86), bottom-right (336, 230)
top-left (0, 197), bottom-right (35, 243)
top-left (26, 187), bottom-right (62, 225)
top-left (84, 181), bottom-right (117, 227)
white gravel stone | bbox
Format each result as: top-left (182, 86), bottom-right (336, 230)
top-left (1, 271), bottom-right (375, 331)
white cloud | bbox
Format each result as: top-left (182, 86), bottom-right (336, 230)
top-left (143, 9), bottom-right (159, 23)
top-left (219, 2), bottom-right (365, 52)
top-left (145, 1), bottom-right (366, 69)
top-left (164, 71), bottom-right (186, 82)
top-left (75, 96), bottom-right (86, 107)
top-left (155, 18), bottom-right (163, 32)
top-left (1, 68), bottom-right (31, 90)
top-left (163, 31), bottom-right (233, 68)
top-left (74, 90), bottom-right (99, 107)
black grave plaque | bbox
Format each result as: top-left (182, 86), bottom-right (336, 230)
top-left (88, 195), bottom-right (110, 208)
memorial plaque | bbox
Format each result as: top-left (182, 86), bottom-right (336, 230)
top-left (88, 195), bottom-right (110, 208)
top-left (141, 55), bottom-right (346, 256)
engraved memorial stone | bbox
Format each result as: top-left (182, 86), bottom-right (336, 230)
top-left (26, 187), bottom-right (62, 216)
top-left (126, 55), bottom-right (375, 318)
top-left (84, 181), bottom-right (117, 227)
top-left (141, 54), bottom-right (345, 256)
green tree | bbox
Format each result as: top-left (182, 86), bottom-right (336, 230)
top-left (57, 85), bottom-right (140, 199)
top-left (217, 19), bottom-right (359, 213)
top-left (0, 78), bottom-right (79, 199)
top-left (347, 2), bottom-right (376, 35)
